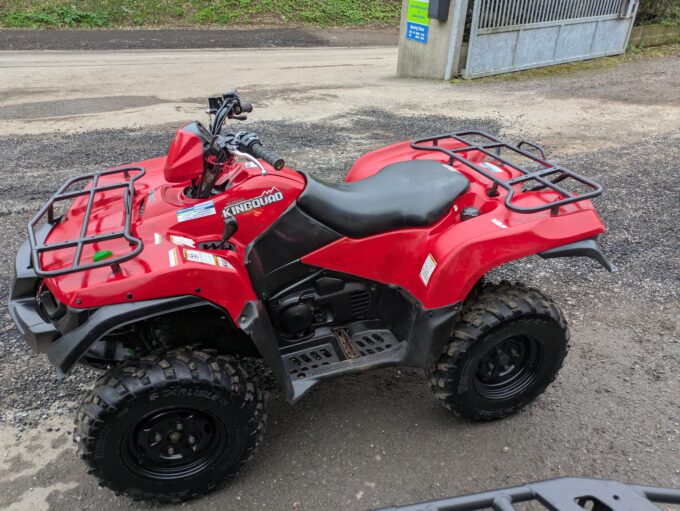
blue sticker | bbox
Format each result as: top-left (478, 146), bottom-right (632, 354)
top-left (406, 22), bottom-right (429, 44)
top-left (176, 200), bottom-right (216, 222)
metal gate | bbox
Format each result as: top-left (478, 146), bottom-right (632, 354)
top-left (462, 0), bottom-right (639, 79)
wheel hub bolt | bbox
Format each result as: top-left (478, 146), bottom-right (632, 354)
top-left (176, 422), bottom-right (183, 431)
top-left (188, 435), bottom-right (196, 445)
top-left (153, 433), bottom-right (162, 443)
top-left (168, 446), bottom-right (175, 455)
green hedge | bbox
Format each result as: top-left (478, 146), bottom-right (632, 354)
top-left (0, 0), bottom-right (402, 28)
top-left (636, 0), bottom-right (680, 25)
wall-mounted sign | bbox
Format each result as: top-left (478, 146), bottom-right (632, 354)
top-left (406, 0), bottom-right (430, 44)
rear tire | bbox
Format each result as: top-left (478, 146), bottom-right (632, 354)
top-left (74, 347), bottom-right (266, 502)
top-left (430, 282), bottom-right (569, 420)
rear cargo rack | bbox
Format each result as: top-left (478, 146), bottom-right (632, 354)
top-left (371, 477), bottom-right (680, 511)
top-left (411, 130), bottom-right (602, 215)
top-left (28, 166), bottom-right (145, 277)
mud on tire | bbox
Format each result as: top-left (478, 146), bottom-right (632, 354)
top-left (430, 282), bottom-right (570, 420)
top-left (74, 348), bottom-right (266, 502)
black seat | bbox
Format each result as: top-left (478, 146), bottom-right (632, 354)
top-left (298, 160), bottom-right (470, 238)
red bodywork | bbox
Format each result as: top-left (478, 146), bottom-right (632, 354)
top-left (40, 127), bottom-right (605, 323)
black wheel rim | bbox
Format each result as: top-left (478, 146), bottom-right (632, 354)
top-left (474, 335), bottom-right (544, 400)
top-left (123, 408), bottom-right (227, 480)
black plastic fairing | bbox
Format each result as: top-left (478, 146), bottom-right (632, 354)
top-left (245, 204), bottom-right (341, 299)
top-left (47, 296), bottom-right (215, 377)
top-left (539, 237), bottom-right (617, 272)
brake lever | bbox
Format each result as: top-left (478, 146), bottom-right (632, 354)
top-left (230, 148), bottom-right (267, 176)
top-left (229, 114), bottom-right (248, 121)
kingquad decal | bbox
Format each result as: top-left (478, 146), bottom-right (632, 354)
top-left (224, 187), bottom-right (284, 216)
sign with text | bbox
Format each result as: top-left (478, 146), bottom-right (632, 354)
top-left (406, 0), bottom-right (429, 44)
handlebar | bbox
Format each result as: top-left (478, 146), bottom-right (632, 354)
top-left (246, 142), bottom-right (285, 171)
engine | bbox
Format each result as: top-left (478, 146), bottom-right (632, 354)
top-left (268, 274), bottom-right (375, 341)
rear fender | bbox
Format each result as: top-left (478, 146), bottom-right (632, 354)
top-left (538, 237), bottom-right (617, 272)
top-left (425, 208), bottom-right (608, 307)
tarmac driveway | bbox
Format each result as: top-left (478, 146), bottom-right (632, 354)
top-left (0, 41), bottom-right (678, 510)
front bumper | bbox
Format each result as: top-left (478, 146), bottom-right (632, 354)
top-left (8, 235), bottom-right (60, 353)
top-left (8, 228), bottom-right (87, 354)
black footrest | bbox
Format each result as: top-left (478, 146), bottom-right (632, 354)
top-left (284, 329), bottom-right (403, 382)
top-left (350, 330), bottom-right (398, 357)
top-left (283, 343), bottom-right (340, 379)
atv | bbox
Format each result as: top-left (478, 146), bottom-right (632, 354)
top-left (8, 91), bottom-right (615, 502)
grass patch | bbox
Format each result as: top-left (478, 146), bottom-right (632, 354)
top-left (0, 0), bottom-right (402, 28)
top-left (452, 44), bottom-right (680, 84)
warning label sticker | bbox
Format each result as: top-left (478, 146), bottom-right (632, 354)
top-left (182, 249), bottom-right (234, 269)
top-left (176, 201), bottom-right (216, 223)
top-left (419, 253), bottom-right (437, 286)
top-left (169, 235), bottom-right (195, 248)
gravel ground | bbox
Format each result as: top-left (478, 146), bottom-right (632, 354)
top-left (0, 106), bottom-right (678, 509)
top-left (0, 27), bottom-right (398, 51)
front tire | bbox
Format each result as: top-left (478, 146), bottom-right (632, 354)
top-left (430, 282), bottom-right (569, 420)
top-left (74, 348), bottom-right (266, 502)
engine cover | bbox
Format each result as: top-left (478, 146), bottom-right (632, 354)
top-left (268, 274), bottom-right (376, 340)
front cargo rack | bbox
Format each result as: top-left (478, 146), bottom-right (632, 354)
top-left (411, 130), bottom-right (603, 215)
top-left (28, 166), bottom-right (145, 277)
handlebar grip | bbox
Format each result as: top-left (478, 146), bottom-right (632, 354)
top-left (240, 102), bottom-right (253, 113)
top-left (249, 142), bottom-right (285, 171)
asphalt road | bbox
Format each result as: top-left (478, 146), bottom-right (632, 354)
top-left (0, 44), bottom-right (678, 510)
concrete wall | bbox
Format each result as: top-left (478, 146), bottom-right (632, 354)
top-left (629, 24), bottom-right (680, 47)
top-left (397, 0), bottom-right (465, 80)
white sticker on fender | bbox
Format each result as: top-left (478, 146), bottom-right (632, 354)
top-left (481, 162), bottom-right (504, 174)
top-left (169, 235), bottom-right (195, 248)
top-left (491, 218), bottom-right (508, 229)
top-left (182, 248), bottom-right (234, 269)
top-left (420, 253), bottom-right (437, 286)
top-left (176, 200), bottom-right (216, 222)
top-left (168, 248), bottom-right (179, 267)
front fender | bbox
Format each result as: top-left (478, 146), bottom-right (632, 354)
top-left (47, 295), bottom-right (215, 376)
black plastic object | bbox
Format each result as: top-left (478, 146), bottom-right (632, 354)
top-left (221, 211), bottom-right (238, 242)
top-left (411, 131), bottom-right (603, 215)
top-left (461, 207), bottom-right (481, 221)
top-left (249, 142), bottom-right (285, 170)
top-left (283, 343), bottom-right (341, 378)
top-left (47, 295), bottom-right (211, 376)
top-left (28, 166), bottom-right (145, 277)
top-left (371, 477), bottom-right (680, 511)
top-left (298, 161), bottom-right (469, 238)
top-left (428, 0), bottom-right (450, 20)
top-left (539, 237), bottom-right (617, 272)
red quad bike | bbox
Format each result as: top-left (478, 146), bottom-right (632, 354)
top-left (9, 91), bottom-right (615, 502)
